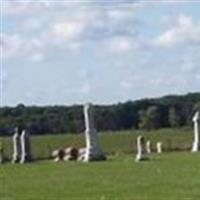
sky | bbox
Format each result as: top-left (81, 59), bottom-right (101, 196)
top-left (1, 0), bottom-right (200, 106)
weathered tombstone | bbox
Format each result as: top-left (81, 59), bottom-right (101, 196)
top-left (20, 130), bottom-right (32, 163)
top-left (135, 136), bottom-right (148, 162)
top-left (0, 142), bottom-right (4, 164)
top-left (52, 149), bottom-right (65, 162)
top-left (64, 147), bottom-right (78, 161)
top-left (146, 140), bottom-right (151, 154)
top-left (83, 103), bottom-right (106, 162)
top-left (156, 142), bottom-right (163, 154)
top-left (192, 111), bottom-right (200, 152)
top-left (78, 147), bottom-right (86, 161)
top-left (12, 128), bottom-right (21, 163)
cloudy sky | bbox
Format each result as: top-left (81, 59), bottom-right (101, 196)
top-left (1, 0), bottom-right (200, 106)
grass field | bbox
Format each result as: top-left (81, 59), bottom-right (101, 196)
top-left (0, 127), bottom-right (193, 160)
top-left (0, 127), bottom-right (199, 200)
top-left (1, 152), bottom-right (200, 200)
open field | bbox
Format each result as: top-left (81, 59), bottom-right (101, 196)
top-left (1, 152), bottom-right (200, 200)
top-left (0, 127), bottom-right (193, 160)
top-left (0, 128), bottom-right (199, 200)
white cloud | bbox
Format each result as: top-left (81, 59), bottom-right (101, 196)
top-left (1, 34), bottom-right (24, 57)
top-left (3, 1), bottom-right (145, 59)
top-left (30, 53), bottom-right (45, 62)
top-left (1, 34), bottom-right (45, 62)
top-left (21, 18), bottom-right (43, 31)
top-left (154, 15), bottom-right (200, 47)
top-left (52, 21), bottom-right (86, 40)
top-left (108, 36), bottom-right (142, 54)
top-left (3, 1), bottom-right (50, 15)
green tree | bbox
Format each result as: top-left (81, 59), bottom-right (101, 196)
top-left (168, 107), bottom-right (180, 127)
top-left (193, 102), bottom-right (200, 112)
top-left (139, 106), bottom-right (160, 130)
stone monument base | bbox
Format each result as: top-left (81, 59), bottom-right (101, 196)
top-left (191, 142), bottom-right (200, 152)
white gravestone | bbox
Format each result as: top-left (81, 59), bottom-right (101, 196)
top-left (192, 111), bottom-right (200, 152)
top-left (156, 142), bottom-right (163, 154)
top-left (64, 147), bottom-right (78, 161)
top-left (83, 103), bottom-right (106, 162)
top-left (12, 128), bottom-right (21, 163)
top-left (146, 140), bottom-right (151, 154)
top-left (78, 148), bottom-right (86, 161)
top-left (20, 130), bottom-right (32, 163)
top-left (52, 149), bottom-right (65, 162)
top-left (135, 136), bottom-right (148, 162)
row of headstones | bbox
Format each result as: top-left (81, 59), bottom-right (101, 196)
top-left (51, 137), bottom-right (163, 163)
top-left (0, 103), bottom-right (105, 164)
top-left (12, 128), bottom-right (31, 163)
top-left (51, 103), bottom-right (106, 162)
top-left (135, 136), bottom-right (163, 162)
top-left (45, 109), bottom-right (200, 163)
top-left (0, 105), bottom-right (199, 164)
top-left (0, 128), bottom-right (31, 164)
top-left (146, 140), bottom-right (163, 154)
top-left (136, 111), bottom-right (200, 161)
top-left (51, 147), bottom-right (86, 162)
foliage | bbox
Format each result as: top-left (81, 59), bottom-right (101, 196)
top-left (0, 92), bottom-right (200, 135)
top-left (168, 107), bottom-right (181, 127)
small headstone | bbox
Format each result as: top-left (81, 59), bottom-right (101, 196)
top-left (83, 103), bottom-right (106, 162)
top-left (12, 128), bottom-right (21, 164)
top-left (135, 136), bottom-right (148, 162)
top-left (146, 140), bottom-right (151, 154)
top-left (64, 147), bottom-right (78, 161)
top-left (52, 149), bottom-right (65, 162)
top-left (78, 147), bottom-right (86, 161)
top-left (192, 111), bottom-right (200, 152)
top-left (20, 130), bottom-right (32, 163)
top-left (156, 142), bottom-right (163, 154)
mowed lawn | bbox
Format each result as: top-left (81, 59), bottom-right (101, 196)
top-left (0, 127), bottom-right (193, 160)
top-left (0, 128), bottom-right (199, 200)
top-left (1, 152), bottom-right (200, 200)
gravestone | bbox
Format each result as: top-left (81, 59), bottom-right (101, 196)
top-left (52, 149), bottom-right (65, 162)
top-left (83, 103), bottom-right (106, 162)
top-left (192, 111), bottom-right (200, 152)
top-left (12, 128), bottom-right (21, 163)
top-left (135, 136), bottom-right (148, 162)
top-left (20, 130), bottom-right (32, 163)
top-left (77, 147), bottom-right (86, 161)
top-left (156, 142), bottom-right (163, 154)
top-left (146, 140), bottom-right (151, 154)
top-left (64, 147), bottom-right (78, 161)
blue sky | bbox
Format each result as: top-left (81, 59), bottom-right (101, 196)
top-left (1, 0), bottom-right (200, 106)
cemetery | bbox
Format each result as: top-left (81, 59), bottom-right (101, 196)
top-left (1, 1), bottom-right (200, 199)
top-left (0, 102), bottom-right (200, 200)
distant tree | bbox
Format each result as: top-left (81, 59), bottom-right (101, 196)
top-left (139, 106), bottom-right (161, 130)
top-left (193, 102), bottom-right (200, 112)
top-left (168, 107), bottom-right (180, 127)
top-left (0, 93), bottom-right (200, 135)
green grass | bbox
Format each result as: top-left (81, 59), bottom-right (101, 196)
top-left (0, 128), bottom-right (199, 200)
top-left (0, 127), bottom-right (193, 160)
top-left (1, 152), bottom-right (200, 200)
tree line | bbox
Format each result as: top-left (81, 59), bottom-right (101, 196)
top-left (0, 92), bottom-right (200, 136)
